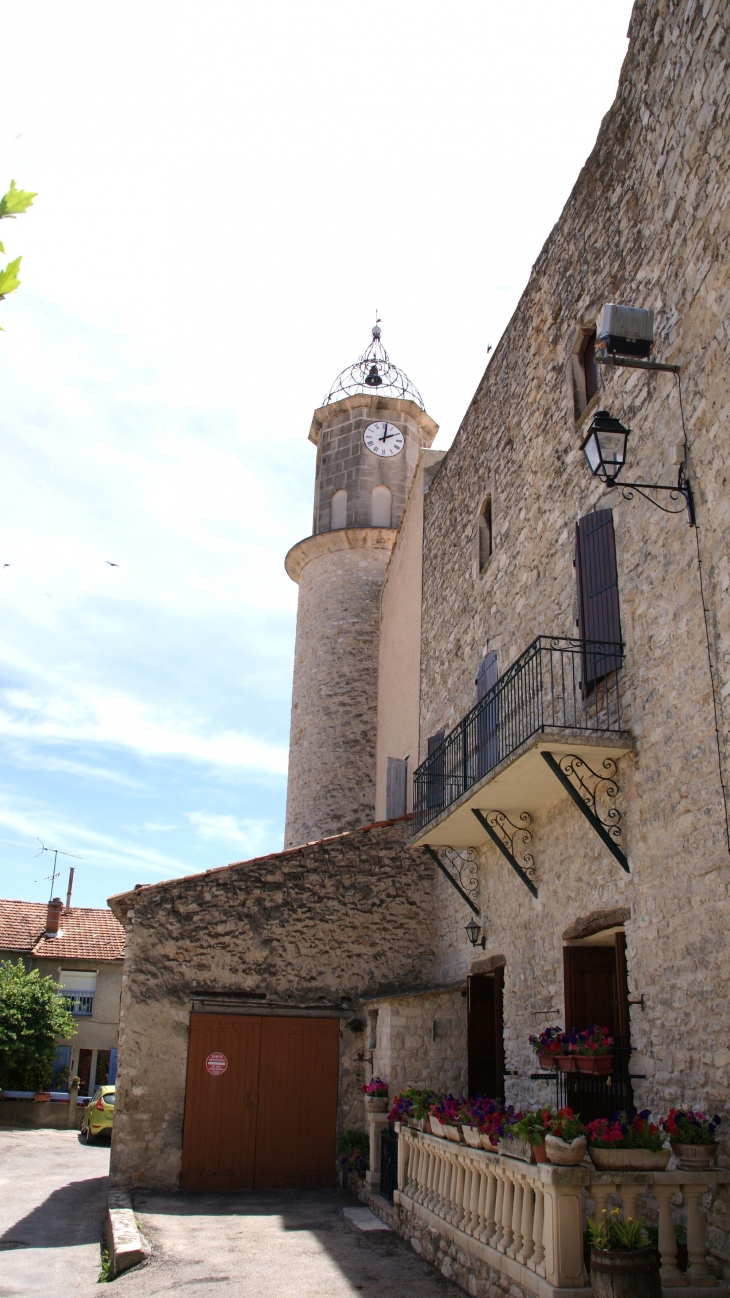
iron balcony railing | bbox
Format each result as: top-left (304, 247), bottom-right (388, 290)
top-left (63, 993), bottom-right (94, 1017)
top-left (413, 636), bottom-right (624, 833)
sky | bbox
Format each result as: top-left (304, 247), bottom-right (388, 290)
top-left (0, 1), bottom-right (635, 909)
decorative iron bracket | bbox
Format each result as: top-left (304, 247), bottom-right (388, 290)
top-left (541, 751), bottom-right (629, 873)
top-left (471, 808), bottom-right (538, 898)
top-left (423, 845), bottom-right (480, 915)
top-left (618, 466), bottom-right (695, 526)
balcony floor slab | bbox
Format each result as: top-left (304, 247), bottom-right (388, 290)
top-left (411, 727), bottom-right (633, 849)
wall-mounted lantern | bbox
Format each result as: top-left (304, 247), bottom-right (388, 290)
top-left (581, 409), bottom-right (695, 526)
top-left (465, 917), bottom-right (486, 949)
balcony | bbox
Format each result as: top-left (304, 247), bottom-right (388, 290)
top-left (62, 993), bottom-right (94, 1017)
top-left (412, 637), bottom-right (632, 847)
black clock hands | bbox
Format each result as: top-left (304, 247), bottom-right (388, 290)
top-left (379, 423), bottom-right (396, 442)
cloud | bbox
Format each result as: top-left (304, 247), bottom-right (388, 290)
top-left (0, 685), bottom-right (289, 774)
top-left (0, 797), bottom-right (191, 878)
top-left (187, 812), bottom-right (274, 857)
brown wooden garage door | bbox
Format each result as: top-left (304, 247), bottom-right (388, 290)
top-left (180, 1013), bottom-right (340, 1191)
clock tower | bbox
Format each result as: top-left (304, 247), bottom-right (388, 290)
top-left (284, 326), bottom-right (438, 848)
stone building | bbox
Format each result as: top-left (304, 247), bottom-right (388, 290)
top-left (109, 0), bottom-right (730, 1289)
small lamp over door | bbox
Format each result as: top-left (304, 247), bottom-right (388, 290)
top-left (581, 411), bottom-right (630, 485)
top-left (465, 917), bottom-right (486, 949)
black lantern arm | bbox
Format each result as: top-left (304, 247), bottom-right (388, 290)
top-left (612, 466), bottom-right (695, 525)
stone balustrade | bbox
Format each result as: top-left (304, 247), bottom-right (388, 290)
top-left (393, 1127), bottom-right (727, 1297)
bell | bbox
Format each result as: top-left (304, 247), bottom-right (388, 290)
top-left (364, 364), bottom-right (383, 388)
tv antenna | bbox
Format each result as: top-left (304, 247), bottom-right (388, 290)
top-left (36, 840), bottom-right (81, 901)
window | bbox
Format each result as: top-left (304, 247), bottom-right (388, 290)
top-left (575, 509), bottom-right (622, 688)
top-left (478, 495), bottom-right (492, 571)
top-left (571, 326), bottom-right (600, 418)
top-left (59, 970), bottom-right (96, 1016)
top-left (330, 489), bottom-right (347, 530)
top-left (371, 484), bottom-right (392, 528)
top-left (385, 756), bottom-right (407, 818)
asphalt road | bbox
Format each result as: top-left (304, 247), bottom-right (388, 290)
top-left (0, 1129), bottom-right (462, 1298)
top-left (0, 1126), bottom-right (110, 1297)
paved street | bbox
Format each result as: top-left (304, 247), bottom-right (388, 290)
top-left (118, 1189), bottom-right (462, 1298)
top-left (0, 1127), bottom-right (110, 1297)
top-left (0, 1128), bottom-right (462, 1298)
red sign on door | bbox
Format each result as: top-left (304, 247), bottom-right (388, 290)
top-left (205, 1052), bottom-right (228, 1076)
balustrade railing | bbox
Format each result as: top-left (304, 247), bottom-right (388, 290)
top-left (395, 1126), bottom-right (721, 1295)
top-left (412, 636), bottom-right (624, 832)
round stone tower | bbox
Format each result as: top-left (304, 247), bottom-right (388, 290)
top-left (284, 326), bottom-right (438, 848)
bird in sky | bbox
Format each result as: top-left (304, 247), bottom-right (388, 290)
top-left (105, 561), bottom-right (120, 567)
top-left (3, 564), bottom-right (10, 569)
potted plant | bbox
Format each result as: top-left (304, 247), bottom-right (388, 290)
top-left (362, 1077), bottom-right (389, 1112)
top-left (587, 1207), bottom-right (661, 1297)
top-left (428, 1094), bottom-right (448, 1137)
top-left (502, 1109), bottom-right (552, 1162)
top-left (388, 1087), bottom-right (435, 1131)
top-left (459, 1097), bottom-right (483, 1148)
top-left (575, 1026), bottom-right (614, 1074)
top-left (660, 1108), bottom-right (721, 1170)
top-left (545, 1107), bottom-right (587, 1165)
top-left (440, 1095), bottom-right (463, 1143)
top-left (337, 1130), bottom-right (369, 1183)
top-left (528, 1025), bottom-right (564, 1072)
top-left (586, 1111), bottom-right (670, 1171)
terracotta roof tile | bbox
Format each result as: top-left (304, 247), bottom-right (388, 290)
top-left (0, 899), bottom-right (125, 962)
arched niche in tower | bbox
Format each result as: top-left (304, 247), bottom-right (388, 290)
top-left (371, 484), bottom-right (392, 529)
top-left (331, 489), bottom-right (347, 530)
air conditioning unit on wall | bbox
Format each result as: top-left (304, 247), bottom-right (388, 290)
top-left (597, 303), bottom-right (654, 359)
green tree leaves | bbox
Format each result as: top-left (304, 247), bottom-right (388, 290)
top-left (0, 180), bottom-right (36, 319)
top-left (0, 959), bottom-right (76, 1091)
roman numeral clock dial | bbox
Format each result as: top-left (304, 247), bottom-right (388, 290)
top-left (363, 421), bottom-right (405, 458)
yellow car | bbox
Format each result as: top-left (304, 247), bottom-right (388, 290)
top-left (80, 1085), bottom-right (115, 1143)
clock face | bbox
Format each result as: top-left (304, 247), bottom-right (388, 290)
top-left (363, 421), bottom-right (405, 458)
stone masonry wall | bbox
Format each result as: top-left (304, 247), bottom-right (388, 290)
top-left (415, 0), bottom-right (730, 1271)
top-left (369, 988), bottom-right (468, 1100)
top-left (108, 818), bottom-right (443, 1191)
top-left (313, 403), bottom-right (428, 536)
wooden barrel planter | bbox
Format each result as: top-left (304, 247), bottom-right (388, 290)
top-left (589, 1246), bottom-right (661, 1298)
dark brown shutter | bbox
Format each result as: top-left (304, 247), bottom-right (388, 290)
top-left (575, 509), bottom-right (622, 687)
top-left (475, 651), bottom-right (498, 703)
top-left (614, 932), bottom-right (630, 1049)
top-left (427, 730), bottom-right (445, 756)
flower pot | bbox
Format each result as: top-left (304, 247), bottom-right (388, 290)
top-left (443, 1123), bottom-right (463, 1144)
top-left (669, 1140), bottom-right (717, 1170)
top-left (429, 1115), bottom-right (446, 1137)
top-left (479, 1132), bottom-right (499, 1152)
top-left (33, 1092), bottom-right (52, 1102)
top-left (589, 1147), bottom-right (671, 1171)
top-left (498, 1136), bottom-right (536, 1164)
top-left (538, 1053), bottom-right (557, 1071)
top-left (545, 1133), bottom-right (587, 1165)
top-left (462, 1124), bottom-right (481, 1149)
top-left (408, 1117), bottom-right (427, 1132)
top-left (364, 1094), bottom-right (388, 1113)
top-left (555, 1055), bottom-right (578, 1072)
top-left (533, 1140), bottom-right (548, 1163)
top-left (589, 1245), bottom-right (661, 1298)
top-left (576, 1055), bottom-right (613, 1074)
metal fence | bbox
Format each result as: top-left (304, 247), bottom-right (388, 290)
top-left (413, 636), bottom-right (624, 832)
top-left (550, 1047), bottom-right (634, 1124)
top-left (63, 993), bottom-right (94, 1016)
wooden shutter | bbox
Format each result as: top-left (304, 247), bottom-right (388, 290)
top-left (386, 757), bottom-right (407, 818)
top-left (563, 946), bottom-right (618, 1036)
top-left (475, 651), bottom-right (498, 703)
top-left (427, 730), bottom-right (445, 756)
top-left (467, 966), bottom-right (505, 1099)
top-left (575, 509), bottom-right (622, 687)
top-left (614, 931), bottom-right (630, 1049)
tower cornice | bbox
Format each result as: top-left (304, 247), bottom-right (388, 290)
top-left (308, 394), bottom-right (438, 447)
top-left (285, 526), bottom-right (398, 585)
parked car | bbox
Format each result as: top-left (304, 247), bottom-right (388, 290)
top-left (80, 1085), bottom-right (115, 1142)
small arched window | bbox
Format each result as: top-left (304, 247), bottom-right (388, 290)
top-left (371, 484), bottom-right (392, 528)
top-left (331, 489), bottom-right (347, 530)
top-left (478, 495), bottom-right (492, 571)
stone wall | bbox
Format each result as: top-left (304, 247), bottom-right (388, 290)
top-left (368, 986), bottom-right (468, 1100)
top-left (409, 0), bottom-right (730, 1272)
top-left (108, 817), bottom-right (446, 1191)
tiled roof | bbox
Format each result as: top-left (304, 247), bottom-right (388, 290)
top-left (0, 899), bottom-right (125, 962)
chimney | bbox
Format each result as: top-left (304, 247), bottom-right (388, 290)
top-left (46, 897), bottom-right (64, 936)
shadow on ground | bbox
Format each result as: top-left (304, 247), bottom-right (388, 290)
top-left (0, 1176), bottom-right (109, 1249)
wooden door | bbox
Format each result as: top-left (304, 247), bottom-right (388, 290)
top-left (180, 1013), bottom-right (262, 1191)
top-left (180, 1013), bottom-right (340, 1192)
top-left (563, 946), bottom-right (618, 1037)
top-left (255, 1017), bottom-right (340, 1189)
top-left (467, 968), bottom-right (504, 1099)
